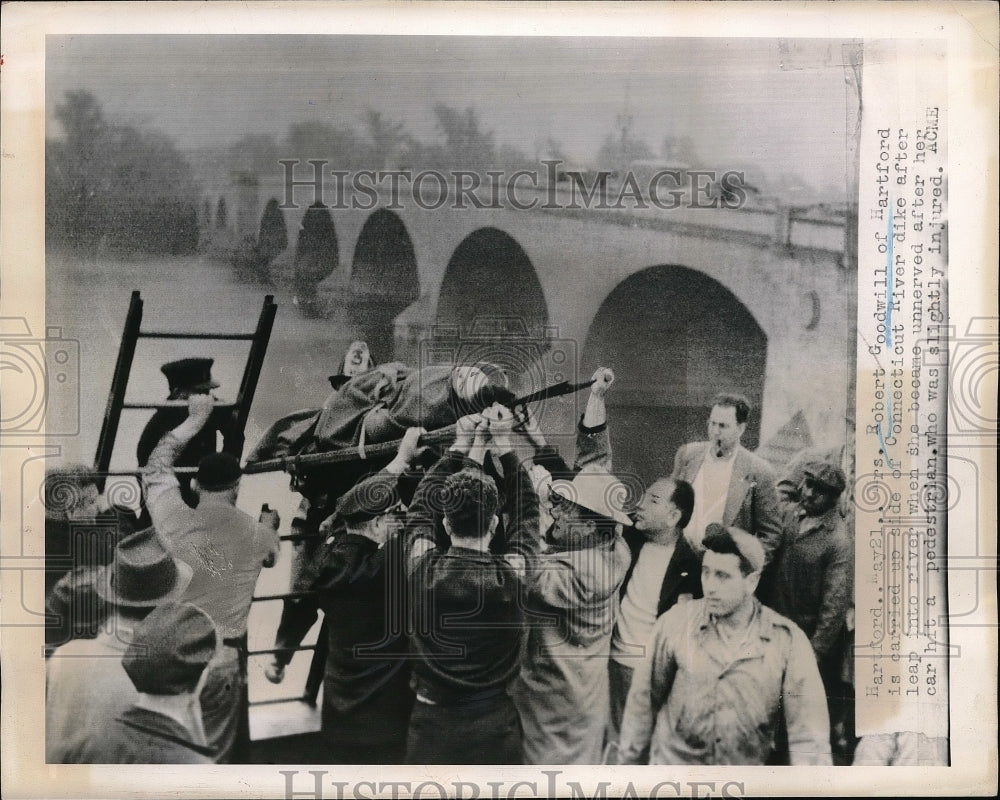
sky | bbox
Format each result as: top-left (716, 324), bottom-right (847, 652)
top-left (46, 35), bottom-right (855, 197)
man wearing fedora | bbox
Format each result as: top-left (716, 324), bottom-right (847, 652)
top-left (143, 393), bottom-right (281, 763)
top-left (618, 525), bottom-right (831, 766)
top-left (509, 367), bottom-right (634, 765)
top-left (66, 601), bottom-right (218, 764)
top-left (137, 357), bottom-right (233, 509)
top-left (607, 475), bottom-right (703, 749)
top-left (46, 528), bottom-right (194, 763)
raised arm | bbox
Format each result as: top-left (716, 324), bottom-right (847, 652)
top-left (487, 407), bottom-right (540, 574)
top-left (143, 394), bottom-right (213, 548)
top-left (143, 394), bottom-right (214, 506)
top-left (403, 416), bottom-right (481, 571)
top-left (576, 367), bottom-right (614, 472)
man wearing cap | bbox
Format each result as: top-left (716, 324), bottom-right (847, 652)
top-left (767, 461), bottom-right (853, 747)
top-left (671, 393), bottom-right (782, 567)
top-left (137, 357), bottom-right (233, 508)
top-left (509, 368), bottom-right (633, 765)
top-left (403, 408), bottom-right (540, 764)
top-left (46, 528), bottom-right (194, 763)
top-left (618, 525), bottom-right (830, 766)
top-left (262, 341), bottom-right (379, 685)
top-left (143, 393), bottom-right (280, 762)
top-left (607, 475), bottom-right (703, 748)
top-left (68, 601), bottom-right (218, 764)
top-left (296, 427), bottom-right (427, 763)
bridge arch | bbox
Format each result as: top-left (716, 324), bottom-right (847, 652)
top-left (348, 209), bottom-right (419, 362)
top-left (434, 227), bottom-right (549, 379)
top-left (582, 264), bottom-right (768, 486)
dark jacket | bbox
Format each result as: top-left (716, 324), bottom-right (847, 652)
top-left (304, 515), bottom-right (410, 717)
top-left (768, 505), bottom-right (852, 659)
top-left (620, 528), bottom-right (704, 617)
top-left (137, 407), bottom-right (233, 507)
top-left (404, 451), bottom-right (539, 704)
top-left (72, 706), bottom-right (214, 764)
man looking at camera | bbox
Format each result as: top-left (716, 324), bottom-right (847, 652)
top-left (618, 525), bottom-right (830, 766)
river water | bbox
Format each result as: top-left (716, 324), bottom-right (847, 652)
top-left (47, 249), bottom-right (369, 715)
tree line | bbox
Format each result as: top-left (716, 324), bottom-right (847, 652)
top-left (46, 91), bottom-right (201, 255)
top-left (46, 90), bottom-right (719, 258)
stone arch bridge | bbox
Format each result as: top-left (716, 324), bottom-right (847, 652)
top-left (208, 179), bottom-right (851, 484)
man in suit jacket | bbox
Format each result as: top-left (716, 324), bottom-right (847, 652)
top-left (607, 476), bottom-right (703, 744)
top-left (671, 393), bottom-right (782, 569)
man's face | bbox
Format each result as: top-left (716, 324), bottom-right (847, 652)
top-left (701, 549), bottom-right (756, 618)
top-left (707, 404), bottom-right (745, 458)
top-left (546, 492), bottom-right (597, 546)
top-left (343, 342), bottom-right (371, 377)
top-left (634, 479), bottom-right (680, 535)
top-left (799, 477), bottom-right (840, 516)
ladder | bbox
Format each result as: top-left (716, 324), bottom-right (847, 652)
top-left (93, 290), bottom-right (329, 749)
top-left (93, 290), bottom-right (277, 489)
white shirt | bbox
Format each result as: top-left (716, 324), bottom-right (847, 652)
top-left (687, 451), bottom-right (737, 548)
top-left (611, 541), bottom-right (675, 665)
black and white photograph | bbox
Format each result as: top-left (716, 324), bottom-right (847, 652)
top-left (1, 2), bottom-right (996, 798)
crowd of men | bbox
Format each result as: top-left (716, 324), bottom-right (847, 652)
top-left (42, 351), bottom-right (941, 766)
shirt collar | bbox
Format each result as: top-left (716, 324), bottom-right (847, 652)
top-left (698, 597), bottom-right (766, 637)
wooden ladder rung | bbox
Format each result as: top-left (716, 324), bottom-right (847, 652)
top-left (121, 401), bottom-right (236, 410)
top-left (138, 331), bottom-right (257, 341)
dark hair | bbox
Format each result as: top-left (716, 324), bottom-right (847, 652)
top-left (702, 524), bottom-right (755, 576)
top-left (669, 479), bottom-right (695, 530)
top-left (43, 464), bottom-right (98, 520)
top-left (442, 468), bottom-right (499, 536)
top-left (118, 604), bottom-right (156, 623)
top-left (711, 393), bottom-right (751, 425)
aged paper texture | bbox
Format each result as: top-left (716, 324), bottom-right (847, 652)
top-left (2, 2), bottom-right (996, 797)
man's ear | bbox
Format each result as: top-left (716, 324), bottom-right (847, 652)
top-left (737, 422), bottom-right (747, 439)
top-left (442, 516), bottom-right (454, 538)
top-left (488, 515), bottom-right (499, 535)
top-left (745, 570), bottom-right (761, 595)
